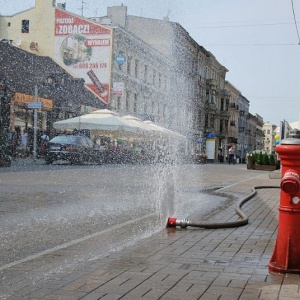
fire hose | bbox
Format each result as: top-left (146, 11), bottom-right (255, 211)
top-left (167, 185), bottom-right (280, 229)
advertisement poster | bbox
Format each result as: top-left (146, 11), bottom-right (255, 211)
top-left (54, 9), bottom-right (112, 104)
top-left (112, 82), bottom-right (124, 96)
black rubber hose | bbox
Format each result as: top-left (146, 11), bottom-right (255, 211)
top-left (169, 185), bottom-right (280, 229)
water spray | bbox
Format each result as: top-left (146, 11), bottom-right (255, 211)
top-left (167, 186), bottom-right (279, 229)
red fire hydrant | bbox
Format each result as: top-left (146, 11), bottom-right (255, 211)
top-left (269, 129), bottom-right (300, 273)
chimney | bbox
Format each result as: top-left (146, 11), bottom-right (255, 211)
top-left (107, 5), bottom-right (127, 28)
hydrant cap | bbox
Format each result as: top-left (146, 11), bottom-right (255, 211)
top-left (281, 129), bottom-right (300, 145)
top-left (281, 179), bottom-right (299, 194)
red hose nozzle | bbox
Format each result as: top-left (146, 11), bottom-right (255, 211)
top-left (167, 217), bottom-right (177, 227)
top-left (167, 218), bottom-right (189, 228)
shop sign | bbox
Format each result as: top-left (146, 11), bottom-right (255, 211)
top-left (112, 82), bottom-right (124, 96)
top-left (14, 92), bottom-right (53, 110)
top-left (114, 54), bottom-right (126, 65)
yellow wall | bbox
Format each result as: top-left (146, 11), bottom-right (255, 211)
top-left (1, 0), bottom-right (56, 56)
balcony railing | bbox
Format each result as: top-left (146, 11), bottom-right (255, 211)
top-left (204, 102), bottom-right (217, 111)
top-left (220, 89), bottom-right (231, 97)
top-left (219, 110), bottom-right (230, 117)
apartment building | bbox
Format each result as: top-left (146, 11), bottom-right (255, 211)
top-left (104, 6), bottom-right (229, 156)
top-left (263, 122), bottom-right (277, 154)
top-left (0, 0), bottom-right (265, 160)
top-left (225, 81), bottom-right (240, 148)
top-left (109, 25), bottom-right (170, 126)
top-left (238, 95), bottom-right (250, 160)
top-left (255, 114), bottom-right (264, 151)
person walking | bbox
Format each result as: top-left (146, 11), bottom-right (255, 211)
top-left (228, 146), bottom-right (235, 165)
top-left (20, 129), bottom-right (28, 157)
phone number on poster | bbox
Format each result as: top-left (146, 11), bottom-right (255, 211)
top-left (74, 63), bottom-right (108, 69)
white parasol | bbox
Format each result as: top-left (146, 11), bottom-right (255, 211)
top-left (53, 109), bottom-right (141, 136)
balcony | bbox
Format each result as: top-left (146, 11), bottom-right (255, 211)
top-left (218, 131), bottom-right (228, 138)
top-left (219, 110), bottom-right (230, 117)
top-left (228, 137), bottom-right (238, 144)
top-left (206, 78), bottom-right (217, 86)
top-left (220, 89), bottom-right (231, 97)
top-left (204, 102), bottom-right (217, 111)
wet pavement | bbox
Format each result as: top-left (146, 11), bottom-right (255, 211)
top-left (1, 161), bottom-right (297, 300)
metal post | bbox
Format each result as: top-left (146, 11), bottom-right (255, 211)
top-left (33, 85), bottom-right (38, 162)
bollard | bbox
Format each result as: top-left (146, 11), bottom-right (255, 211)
top-left (269, 129), bottom-right (300, 273)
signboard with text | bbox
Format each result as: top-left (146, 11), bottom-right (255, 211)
top-left (14, 92), bottom-right (53, 110)
top-left (54, 9), bottom-right (112, 104)
top-left (112, 82), bottom-right (124, 97)
top-left (28, 102), bottom-right (43, 109)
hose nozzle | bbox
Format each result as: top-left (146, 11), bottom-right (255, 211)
top-left (167, 217), bottom-right (189, 228)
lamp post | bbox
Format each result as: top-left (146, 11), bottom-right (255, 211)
top-left (33, 86), bottom-right (38, 162)
top-left (28, 85), bottom-right (43, 162)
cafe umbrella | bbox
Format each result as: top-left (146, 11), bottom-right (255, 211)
top-left (53, 109), bottom-right (143, 137)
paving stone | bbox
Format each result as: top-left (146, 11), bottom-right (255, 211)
top-left (3, 174), bottom-right (299, 300)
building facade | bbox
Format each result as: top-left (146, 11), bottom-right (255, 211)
top-left (255, 114), bottom-right (264, 151)
top-left (104, 6), bottom-right (229, 157)
top-left (225, 81), bottom-right (240, 150)
top-left (0, 1), bottom-right (266, 160)
top-left (238, 95), bottom-right (250, 160)
top-left (263, 122), bottom-right (277, 154)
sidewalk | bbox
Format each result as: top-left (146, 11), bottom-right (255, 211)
top-left (5, 172), bottom-right (300, 300)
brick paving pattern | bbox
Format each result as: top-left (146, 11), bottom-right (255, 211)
top-left (3, 171), bottom-right (300, 299)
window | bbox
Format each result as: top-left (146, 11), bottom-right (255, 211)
top-left (210, 114), bottom-right (215, 128)
top-left (206, 89), bottom-right (209, 102)
top-left (133, 94), bottom-right (137, 113)
top-left (158, 73), bottom-right (162, 88)
top-left (220, 98), bottom-right (224, 111)
top-left (126, 92), bottom-right (130, 111)
top-left (134, 60), bottom-right (139, 78)
top-left (127, 57), bottom-right (131, 75)
top-left (144, 65), bottom-right (148, 82)
top-left (220, 120), bottom-right (223, 132)
top-left (22, 20), bottom-right (29, 33)
top-left (153, 69), bottom-right (156, 85)
top-left (117, 97), bottom-right (121, 110)
top-left (205, 114), bottom-right (208, 127)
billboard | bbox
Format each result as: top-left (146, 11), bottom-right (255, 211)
top-left (54, 9), bottom-right (112, 104)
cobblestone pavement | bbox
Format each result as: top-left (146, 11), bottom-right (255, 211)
top-left (2, 166), bottom-right (300, 300)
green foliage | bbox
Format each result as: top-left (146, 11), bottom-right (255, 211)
top-left (251, 152), bottom-right (259, 164)
top-left (252, 151), bottom-right (276, 166)
top-left (262, 153), bottom-right (270, 165)
top-left (258, 152), bottom-right (263, 165)
top-left (269, 154), bottom-right (276, 166)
